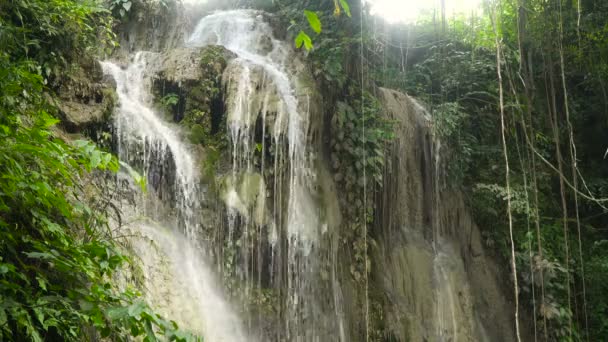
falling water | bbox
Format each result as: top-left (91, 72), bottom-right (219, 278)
top-left (187, 10), bottom-right (329, 340)
top-left (434, 251), bottom-right (460, 341)
top-left (102, 53), bottom-right (199, 237)
top-left (95, 6), bottom-right (516, 341)
top-left (128, 221), bottom-right (248, 341)
top-left (102, 52), bottom-right (247, 340)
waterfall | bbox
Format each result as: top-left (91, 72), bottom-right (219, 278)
top-left (95, 7), bottom-right (518, 341)
top-left (101, 52), bottom-right (247, 340)
top-left (187, 10), bottom-right (332, 340)
top-left (374, 88), bottom-right (517, 342)
top-left (102, 53), bottom-right (199, 237)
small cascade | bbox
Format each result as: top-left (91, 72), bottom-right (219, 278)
top-left (434, 250), bottom-right (462, 341)
top-left (102, 53), bottom-right (199, 237)
top-left (128, 221), bottom-right (248, 341)
top-left (374, 88), bottom-right (517, 342)
top-left (102, 52), bottom-right (247, 340)
top-left (187, 10), bottom-right (332, 340)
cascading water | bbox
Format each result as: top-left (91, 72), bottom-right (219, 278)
top-left (102, 53), bottom-right (198, 237)
top-left (187, 10), bottom-right (334, 340)
top-left (91, 6), bottom-right (520, 341)
top-left (101, 52), bottom-right (247, 340)
top-left (373, 88), bottom-right (518, 342)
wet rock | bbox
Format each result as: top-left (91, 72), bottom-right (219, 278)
top-left (56, 61), bottom-right (116, 133)
top-left (152, 45), bottom-right (235, 129)
top-left (157, 46), bottom-right (235, 85)
top-left (115, 0), bottom-right (190, 55)
top-left (219, 172), bottom-right (268, 226)
top-left (362, 88), bottom-right (519, 342)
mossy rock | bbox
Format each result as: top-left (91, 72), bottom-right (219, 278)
top-left (200, 45), bottom-right (232, 75)
top-left (152, 46), bottom-right (234, 136)
top-left (56, 61), bottom-right (117, 133)
top-left (219, 172), bottom-right (267, 225)
top-left (184, 83), bottom-right (217, 116)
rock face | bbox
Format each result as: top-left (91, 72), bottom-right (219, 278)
top-left (369, 88), bottom-right (517, 341)
top-left (152, 45), bottom-right (235, 132)
top-left (115, 0), bottom-right (190, 54)
top-left (55, 61), bottom-right (116, 133)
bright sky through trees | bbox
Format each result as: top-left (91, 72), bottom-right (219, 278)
top-left (366, 0), bottom-right (483, 23)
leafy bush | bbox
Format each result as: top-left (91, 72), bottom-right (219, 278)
top-left (161, 93), bottom-right (180, 109)
top-left (331, 91), bottom-right (393, 188)
top-left (0, 61), bottom-right (198, 342)
top-left (0, 0), bottom-right (200, 340)
top-left (0, 0), bottom-right (116, 85)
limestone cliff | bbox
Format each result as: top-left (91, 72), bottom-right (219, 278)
top-left (369, 88), bottom-right (517, 341)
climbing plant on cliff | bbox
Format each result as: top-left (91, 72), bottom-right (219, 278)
top-left (0, 0), bottom-right (199, 340)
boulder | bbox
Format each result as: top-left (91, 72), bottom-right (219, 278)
top-left (56, 61), bottom-right (116, 133)
top-left (152, 45), bottom-right (235, 135)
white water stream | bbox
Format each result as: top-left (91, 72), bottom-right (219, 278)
top-left (102, 53), bottom-right (199, 237)
top-left (187, 10), bottom-right (327, 340)
top-left (187, 10), bottom-right (318, 252)
top-left (102, 51), bottom-right (247, 340)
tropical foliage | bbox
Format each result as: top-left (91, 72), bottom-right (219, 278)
top-left (0, 0), bottom-right (199, 340)
top-left (366, 0), bottom-right (608, 340)
top-left (3, 0), bottom-right (608, 340)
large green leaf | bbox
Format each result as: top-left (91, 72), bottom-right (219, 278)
top-left (106, 306), bottom-right (129, 320)
top-left (295, 31), bottom-right (313, 51)
top-left (304, 10), bottom-right (321, 34)
top-left (339, 0), bottom-right (351, 17)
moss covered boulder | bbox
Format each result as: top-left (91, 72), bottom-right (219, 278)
top-left (153, 46), bottom-right (235, 144)
top-left (55, 60), bottom-right (116, 133)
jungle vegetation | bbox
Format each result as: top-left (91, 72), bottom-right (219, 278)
top-left (362, 0), bottom-right (608, 340)
top-left (0, 0), bottom-right (199, 340)
top-left (273, 0), bottom-right (608, 339)
top-left (1, 0), bottom-right (607, 341)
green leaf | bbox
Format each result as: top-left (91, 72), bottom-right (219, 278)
top-left (33, 307), bottom-right (45, 327)
top-left (295, 31), bottom-right (313, 51)
top-left (90, 150), bottom-right (101, 169)
top-left (127, 300), bottom-right (146, 318)
top-left (122, 1), bottom-right (132, 11)
top-left (304, 10), bottom-right (322, 34)
top-left (25, 251), bottom-right (54, 260)
top-left (42, 116), bottom-right (60, 128)
top-left (36, 276), bottom-right (47, 291)
top-left (143, 320), bottom-right (158, 341)
top-left (340, 0), bottom-right (351, 17)
top-left (106, 306), bottom-right (129, 320)
top-left (79, 299), bottom-right (94, 311)
top-left (102, 152), bottom-right (112, 167)
top-left (73, 140), bottom-right (89, 148)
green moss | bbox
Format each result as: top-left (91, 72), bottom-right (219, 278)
top-left (101, 87), bottom-right (117, 120)
top-left (199, 45), bottom-right (230, 74)
top-left (189, 123), bottom-right (207, 144)
top-left (201, 146), bottom-right (221, 183)
top-left (184, 84), bottom-right (216, 117)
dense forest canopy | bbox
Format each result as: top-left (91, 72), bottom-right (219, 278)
top-left (1, 0), bottom-right (607, 341)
